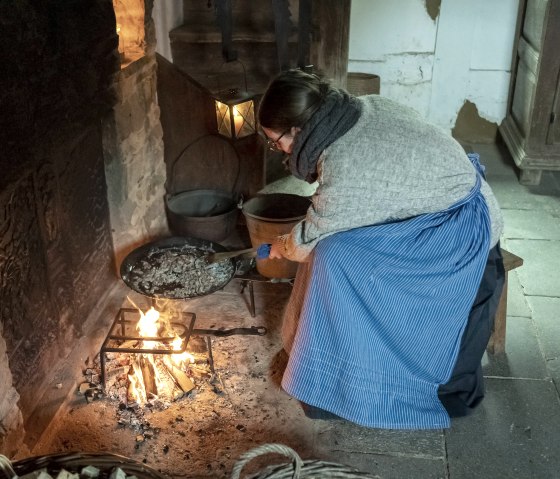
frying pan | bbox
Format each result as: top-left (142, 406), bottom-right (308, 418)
top-left (120, 236), bottom-right (238, 300)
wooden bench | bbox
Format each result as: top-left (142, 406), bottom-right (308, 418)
top-left (486, 248), bottom-right (524, 355)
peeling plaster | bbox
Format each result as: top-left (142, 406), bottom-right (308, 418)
top-left (452, 100), bottom-right (498, 143)
top-left (425, 0), bottom-right (441, 22)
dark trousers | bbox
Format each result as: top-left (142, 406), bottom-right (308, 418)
top-left (437, 243), bottom-right (505, 417)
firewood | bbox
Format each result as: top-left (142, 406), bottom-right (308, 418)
top-left (126, 364), bottom-right (139, 407)
top-left (109, 468), bottom-right (127, 479)
top-left (80, 465), bottom-right (100, 478)
top-left (162, 356), bottom-right (195, 393)
top-left (139, 354), bottom-right (158, 398)
top-left (19, 469), bottom-right (53, 479)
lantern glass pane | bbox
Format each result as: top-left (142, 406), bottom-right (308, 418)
top-left (215, 100), bottom-right (232, 138)
top-left (233, 100), bottom-right (255, 139)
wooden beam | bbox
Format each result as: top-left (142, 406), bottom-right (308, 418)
top-left (310, 0), bottom-right (351, 89)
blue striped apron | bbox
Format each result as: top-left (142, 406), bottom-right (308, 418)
top-left (281, 155), bottom-right (491, 429)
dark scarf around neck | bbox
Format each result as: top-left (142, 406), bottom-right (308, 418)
top-left (289, 88), bottom-right (362, 183)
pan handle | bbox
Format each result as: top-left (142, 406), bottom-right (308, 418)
top-left (191, 326), bottom-right (267, 337)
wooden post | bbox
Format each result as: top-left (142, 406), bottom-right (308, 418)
top-left (310, 0), bottom-right (351, 89)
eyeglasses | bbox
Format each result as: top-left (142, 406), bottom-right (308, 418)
top-left (265, 129), bottom-right (290, 152)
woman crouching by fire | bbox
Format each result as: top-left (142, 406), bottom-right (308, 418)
top-left (258, 69), bottom-right (504, 429)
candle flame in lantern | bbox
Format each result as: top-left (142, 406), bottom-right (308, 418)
top-left (232, 105), bottom-right (243, 135)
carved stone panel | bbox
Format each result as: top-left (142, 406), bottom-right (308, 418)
top-left (52, 127), bottom-right (115, 334)
top-left (0, 175), bottom-right (59, 411)
top-left (0, 125), bottom-right (116, 416)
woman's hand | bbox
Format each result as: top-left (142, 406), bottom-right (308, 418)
top-left (269, 237), bottom-right (286, 259)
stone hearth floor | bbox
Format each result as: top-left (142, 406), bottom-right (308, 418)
top-left (28, 141), bottom-right (560, 479)
top-left (30, 280), bottom-right (328, 479)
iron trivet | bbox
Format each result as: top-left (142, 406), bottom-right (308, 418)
top-left (99, 307), bottom-right (267, 388)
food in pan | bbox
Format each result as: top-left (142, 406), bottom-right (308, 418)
top-left (123, 246), bottom-right (235, 298)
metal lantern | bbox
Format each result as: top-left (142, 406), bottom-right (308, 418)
top-left (214, 88), bottom-right (256, 140)
top-left (213, 60), bottom-right (257, 140)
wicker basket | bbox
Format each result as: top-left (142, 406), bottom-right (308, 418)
top-left (0, 452), bottom-right (167, 479)
top-left (230, 444), bottom-right (380, 479)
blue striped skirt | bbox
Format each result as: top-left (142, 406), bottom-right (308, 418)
top-left (281, 175), bottom-right (491, 429)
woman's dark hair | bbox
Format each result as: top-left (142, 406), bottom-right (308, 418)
top-left (258, 69), bottom-right (330, 130)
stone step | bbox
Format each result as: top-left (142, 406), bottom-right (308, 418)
top-left (182, 0), bottom-right (301, 27)
top-left (170, 32), bottom-right (299, 93)
top-left (173, 0), bottom-right (304, 94)
top-left (170, 23), bottom-right (298, 44)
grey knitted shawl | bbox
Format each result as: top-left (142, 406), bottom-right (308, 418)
top-left (288, 88), bottom-right (362, 183)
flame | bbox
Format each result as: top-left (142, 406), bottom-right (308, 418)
top-left (232, 105), bottom-right (243, 135)
top-left (123, 305), bottom-right (196, 406)
top-left (137, 307), bottom-right (160, 348)
top-left (171, 335), bottom-right (195, 368)
top-left (128, 362), bottom-right (147, 405)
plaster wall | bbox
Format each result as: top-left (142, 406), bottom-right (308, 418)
top-left (152, 0), bottom-right (183, 62)
top-left (348, 0), bottom-right (520, 132)
top-left (152, 0), bottom-right (520, 135)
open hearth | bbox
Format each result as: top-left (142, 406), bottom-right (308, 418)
top-left (0, 1), bottom-right (366, 476)
top-left (28, 281), bottom-right (313, 479)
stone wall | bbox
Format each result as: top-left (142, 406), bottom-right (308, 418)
top-left (103, 56), bottom-right (169, 268)
top-left (0, 0), bottom-right (119, 190)
top-left (106, 0), bottom-right (168, 268)
top-left (0, 0), bottom-right (120, 454)
top-left (0, 334), bottom-right (23, 457)
top-left (0, 0), bottom-right (167, 453)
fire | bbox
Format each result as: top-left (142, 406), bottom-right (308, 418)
top-left (125, 306), bottom-right (195, 406)
top-left (171, 335), bottom-right (195, 368)
top-left (128, 362), bottom-right (147, 405)
top-left (136, 307), bottom-right (160, 348)
top-left (115, 23), bottom-right (124, 55)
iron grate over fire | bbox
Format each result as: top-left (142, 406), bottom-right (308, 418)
top-left (97, 302), bottom-right (266, 408)
top-left (80, 236), bottom-right (270, 437)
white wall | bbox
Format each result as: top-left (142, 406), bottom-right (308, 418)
top-left (152, 0), bottom-right (183, 62)
top-left (348, 0), bottom-right (520, 132)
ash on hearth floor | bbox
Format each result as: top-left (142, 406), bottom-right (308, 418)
top-left (78, 335), bottom-right (222, 444)
top-left (29, 283), bottom-right (321, 479)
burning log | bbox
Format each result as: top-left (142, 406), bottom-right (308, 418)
top-left (139, 354), bottom-right (158, 398)
top-left (126, 365), bottom-right (140, 407)
top-left (162, 356), bottom-right (195, 394)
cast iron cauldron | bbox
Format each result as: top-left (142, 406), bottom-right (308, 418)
top-left (164, 134), bottom-right (241, 243)
top-left (165, 189), bottom-right (239, 243)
